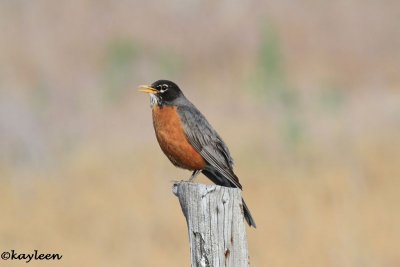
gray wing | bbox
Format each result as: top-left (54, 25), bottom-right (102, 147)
top-left (177, 104), bottom-right (242, 189)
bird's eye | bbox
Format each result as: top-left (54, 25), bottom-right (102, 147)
top-left (159, 84), bottom-right (169, 93)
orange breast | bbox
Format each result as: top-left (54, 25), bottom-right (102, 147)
top-left (152, 106), bottom-right (206, 170)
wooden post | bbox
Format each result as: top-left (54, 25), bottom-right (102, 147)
top-left (172, 181), bottom-right (250, 267)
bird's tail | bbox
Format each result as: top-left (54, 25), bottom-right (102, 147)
top-left (202, 169), bottom-right (256, 228)
top-left (242, 198), bottom-right (256, 228)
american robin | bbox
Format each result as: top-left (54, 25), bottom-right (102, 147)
top-left (139, 80), bottom-right (256, 228)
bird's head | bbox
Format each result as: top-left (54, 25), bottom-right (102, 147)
top-left (138, 80), bottom-right (183, 107)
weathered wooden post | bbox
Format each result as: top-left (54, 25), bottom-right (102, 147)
top-left (172, 181), bottom-right (250, 267)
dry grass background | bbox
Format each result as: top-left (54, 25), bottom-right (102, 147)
top-left (1, 1), bottom-right (400, 266)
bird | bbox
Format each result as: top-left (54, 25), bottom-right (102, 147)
top-left (138, 80), bottom-right (256, 228)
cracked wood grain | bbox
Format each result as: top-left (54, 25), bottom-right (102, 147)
top-left (173, 181), bottom-right (250, 267)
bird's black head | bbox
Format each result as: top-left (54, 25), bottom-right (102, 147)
top-left (138, 80), bottom-right (183, 106)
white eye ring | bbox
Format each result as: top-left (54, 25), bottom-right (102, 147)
top-left (159, 84), bottom-right (169, 93)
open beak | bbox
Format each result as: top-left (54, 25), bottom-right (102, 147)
top-left (138, 85), bottom-right (158, 94)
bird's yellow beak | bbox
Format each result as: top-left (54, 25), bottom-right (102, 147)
top-left (138, 85), bottom-right (158, 94)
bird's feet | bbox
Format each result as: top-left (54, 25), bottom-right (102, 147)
top-left (188, 170), bottom-right (201, 182)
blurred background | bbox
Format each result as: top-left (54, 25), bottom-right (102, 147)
top-left (1, 1), bottom-right (399, 266)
